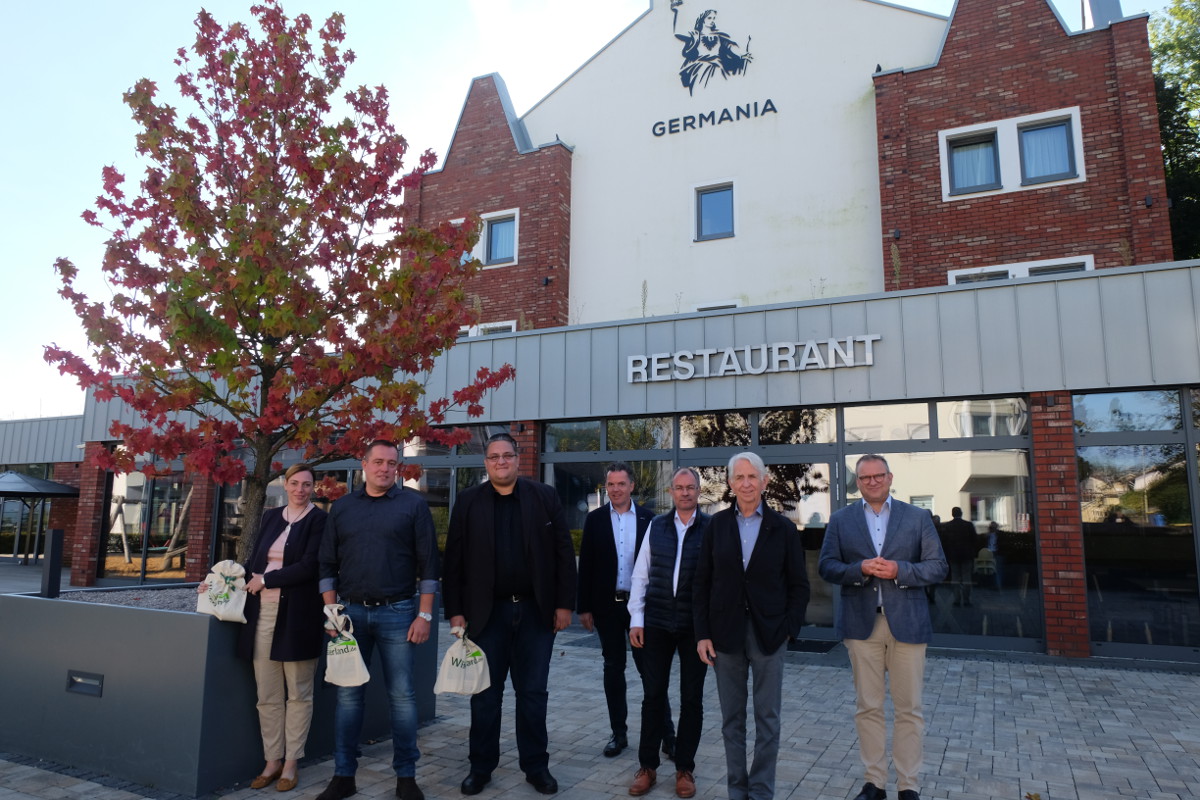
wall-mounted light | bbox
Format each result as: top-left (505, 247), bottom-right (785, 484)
top-left (541, 277), bottom-right (552, 286)
top-left (1145, 195), bottom-right (1153, 208)
top-left (892, 229), bottom-right (901, 239)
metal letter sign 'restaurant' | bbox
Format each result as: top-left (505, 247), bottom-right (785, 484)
top-left (627, 335), bottom-right (882, 383)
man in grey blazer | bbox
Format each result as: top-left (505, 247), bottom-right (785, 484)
top-left (818, 455), bottom-right (947, 800)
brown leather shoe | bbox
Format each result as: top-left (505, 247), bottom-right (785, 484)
top-left (674, 770), bottom-right (695, 799)
top-left (251, 768), bottom-right (283, 790)
top-left (275, 776), bottom-right (298, 792)
top-left (629, 767), bottom-right (656, 796)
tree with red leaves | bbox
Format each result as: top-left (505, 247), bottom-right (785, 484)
top-left (46, 1), bottom-right (512, 561)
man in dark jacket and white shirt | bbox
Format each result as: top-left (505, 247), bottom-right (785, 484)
top-left (577, 461), bottom-right (674, 759)
top-left (627, 467), bottom-right (711, 799)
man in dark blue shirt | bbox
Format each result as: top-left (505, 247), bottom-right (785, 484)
top-left (316, 440), bottom-right (438, 800)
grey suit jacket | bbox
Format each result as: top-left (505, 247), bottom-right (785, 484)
top-left (818, 497), bottom-right (947, 644)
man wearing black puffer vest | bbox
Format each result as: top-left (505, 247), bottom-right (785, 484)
top-left (626, 467), bottom-right (712, 799)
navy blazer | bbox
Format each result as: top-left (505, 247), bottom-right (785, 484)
top-left (818, 498), bottom-right (948, 644)
top-left (576, 501), bottom-right (655, 619)
top-left (693, 503), bottom-right (809, 655)
top-left (443, 477), bottom-right (578, 633)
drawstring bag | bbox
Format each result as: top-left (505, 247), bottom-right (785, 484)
top-left (323, 604), bottom-right (371, 687)
top-left (195, 559), bottom-right (248, 623)
top-left (434, 626), bottom-right (491, 695)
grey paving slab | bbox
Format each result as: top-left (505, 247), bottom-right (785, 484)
top-left (3, 621), bottom-right (1200, 800)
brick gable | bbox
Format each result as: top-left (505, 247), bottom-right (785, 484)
top-left (875, 0), bottom-right (1172, 290)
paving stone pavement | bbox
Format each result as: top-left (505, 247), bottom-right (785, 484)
top-left (2, 619), bottom-right (1200, 800)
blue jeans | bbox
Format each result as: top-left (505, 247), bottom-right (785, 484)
top-left (333, 599), bottom-right (418, 777)
top-left (468, 598), bottom-right (555, 775)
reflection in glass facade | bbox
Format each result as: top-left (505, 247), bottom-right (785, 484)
top-left (759, 409), bottom-right (836, 445)
top-left (844, 403), bottom-right (930, 441)
top-left (679, 413), bottom-right (750, 448)
top-left (1073, 390), bottom-right (1182, 433)
top-left (608, 417), bottom-right (673, 450)
top-left (936, 398), bottom-right (1028, 437)
top-left (101, 471), bottom-right (192, 583)
top-left (544, 420), bottom-right (601, 452)
top-left (1078, 441), bottom-right (1200, 648)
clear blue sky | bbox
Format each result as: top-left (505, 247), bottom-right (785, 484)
top-left (0, 0), bottom-right (1171, 421)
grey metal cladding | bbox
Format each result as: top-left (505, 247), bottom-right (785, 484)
top-left (58, 261), bottom-right (1200, 438)
top-left (937, 290), bottom-right (982, 397)
top-left (0, 416), bottom-right (84, 464)
top-left (444, 263), bottom-right (1200, 424)
top-left (1146, 268), bottom-right (1200, 383)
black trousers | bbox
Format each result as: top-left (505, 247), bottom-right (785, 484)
top-left (595, 604), bottom-right (674, 741)
top-left (637, 624), bottom-right (707, 773)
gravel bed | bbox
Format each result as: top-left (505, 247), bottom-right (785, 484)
top-left (60, 586), bottom-right (200, 612)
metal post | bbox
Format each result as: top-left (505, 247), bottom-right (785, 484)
top-left (41, 529), bottom-right (63, 598)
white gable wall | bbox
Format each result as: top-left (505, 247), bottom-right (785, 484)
top-left (521, 0), bottom-right (946, 325)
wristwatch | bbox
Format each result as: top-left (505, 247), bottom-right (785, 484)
top-left (417, 611), bottom-right (433, 622)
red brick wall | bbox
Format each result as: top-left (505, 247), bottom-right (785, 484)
top-left (510, 421), bottom-right (541, 480)
top-left (70, 443), bottom-right (109, 587)
top-left (1029, 391), bottom-right (1089, 657)
top-left (405, 75), bottom-right (571, 331)
top-left (875, 0), bottom-right (1172, 290)
top-left (185, 475), bottom-right (219, 582)
top-left (48, 461), bottom-right (83, 569)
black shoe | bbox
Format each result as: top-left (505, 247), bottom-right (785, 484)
top-left (316, 775), bottom-right (357, 800)
top-left (460, 772), bottom-right (490, 796)
top-left (525, 770), bottom-right (558, 795)
top-left (396, 777), bottom-right (424, 800)
top-left (603, 733), bottom-right (628, 757)
top-left (853, 783), bottom-right (886, 800)
top-left (661, 736), bottom-right (676, 761)
top-left (898, 791), bottom-right (920, 800)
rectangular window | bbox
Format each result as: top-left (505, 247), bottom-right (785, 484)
top-left (485, 217), bottom-right (516, 264)
top-left (696, 184), bottom-right (734, 241)
top-left (948, 255), bottom-right (1094, 285)
top-left (1019, 119), bottom-right (1075, 184)
top-left (939, 107), bottom-right (1084, 200)
top-left (948, 133), bottom-right (1001, 194)
top-left (458, 320), bottom-right (516, 339)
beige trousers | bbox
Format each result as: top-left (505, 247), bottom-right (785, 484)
top-left (253, 601), bottom-right (318, 761)
top-left (844, 613), bottom-right (926, 792)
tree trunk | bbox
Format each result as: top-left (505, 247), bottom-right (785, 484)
top-left (235, 469), bottom-right (269, 565)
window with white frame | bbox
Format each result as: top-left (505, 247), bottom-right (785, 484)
top-left (940, 107), bottom-right (1084, 200)
top-left (484, 216), bottom-right (515, 264)
top-left (948, 132), bottom-right (1001, 195)
top-left (458, 320), bottom-right (517, 339)
top-left (948, 255), bottom-right (1094, 285)
top-left (695, 184), bottom-right (734, 241)
top-left (452, 209), bottom-right (519, 267)
top-left (1019, 118), bottom-right (1076, 185)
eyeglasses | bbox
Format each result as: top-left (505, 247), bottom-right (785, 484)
top-left (485, 453), bottom-right (517, 463)
top-left (672, 485), bottom-right (698, 493)
top-left (857, 472), bottom-right (889, 484)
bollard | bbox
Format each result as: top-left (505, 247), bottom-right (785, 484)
top-left (41, 529), bottom-right (64, 598)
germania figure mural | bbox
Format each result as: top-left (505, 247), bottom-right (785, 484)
top-left (672, 2), bottom-right (753, 95)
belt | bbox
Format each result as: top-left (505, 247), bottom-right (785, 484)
top-left (614, 591), bottom-right (630, 602)
top-left (348, 595), bottom-right (406, 607)
top-left (500, 594), bottom-right (527, 603)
